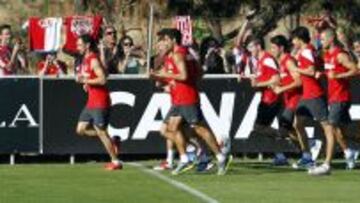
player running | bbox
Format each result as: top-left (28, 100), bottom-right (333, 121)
top-left (245, 36), bottom-right (283, 147)
top-left (320, 28), bottom-right (358, 169)
top-left (270, 35), bottom-right (315, 169)
top-left (291, 26), bottom-right (335, 175)
top-left (75, 34), bottom-right (121, 171)
top-left (150, 28), bottom-right (232, 175)
top-left (152, 39), bottom-right (214, 172)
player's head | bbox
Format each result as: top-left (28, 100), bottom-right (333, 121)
top-left (157, 28), bottom-right (182, 53)
top-left (320, 28), bottom-right (337, 50)
top-left (291, 26), bottom-right (311, 49)
top-left (0, 24), bottom-right (12, 45)
top-left (77, 34), bottom-right (97, 55)
top-left (246, 36), bottom-right (265, 58)
top-left (270, 35), bottom-right (290, 58)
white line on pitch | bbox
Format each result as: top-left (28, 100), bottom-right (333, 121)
top-left (127, 162), bottom-right (219, 203)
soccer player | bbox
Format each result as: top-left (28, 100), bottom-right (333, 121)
top-left (151, 28), bottom-right (231, 175)
top-left (75, 34), bottom-right (121, 171)
top-left (152, 39), bottom-right (215, 172)
top-left (291, 26), bottom-right (335, 175)
top-left (245, 36), bottom-right (283, 145)
top-left (320, 28), bottom-right (358, 169)
top-left (270, 35), bottom-right (316, 169)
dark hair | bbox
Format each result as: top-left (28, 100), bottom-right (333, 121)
top-left (291, 26), bottom-right (311, 43)
top-left (270, 35), bottom-right (290, 53)
top-left (245, 35), bottom-right (265, 49)
top-left (0, 24), bottom-right (11, 34)
top-left (199, 36), bottom-right (221, 64)
top-left (78, 34), bottom-right (98, 53)
top-left (120, 35), bottom-right (134, 46)
top-left (157, 28), bottom-right (182, 45)
top-left (322, 1), bottom-right (333, 12)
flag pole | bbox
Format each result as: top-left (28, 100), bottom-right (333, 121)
top-left (146, 3), bottom-right (154, 74)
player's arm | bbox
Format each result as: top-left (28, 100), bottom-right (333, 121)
top-left (83, 58), bottom-right (107, 85)
top-left (235, 20), bottom-right (250, 47)
top-left (275, 59), bottom-right (302, 94)
top-left (296, 64), bottom-right (316, 76)
top-left (330, 53), bottom-right (357, 79)
top-left (17, 53), bottom-right (28, 71)
top-left (252, 57), bottom-right (280, 88)
top-left (152, 53), bottom-right (188, 81)
top-left (252, 74), bottom-right (280, 88)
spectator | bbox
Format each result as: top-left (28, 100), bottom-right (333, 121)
top-left (307, 1), bottom-right (337, 31)
top-left (0, 24), bottom-right (27, 75)
top-left (117, 35), bottom-right (145, 74)
top-left (336, 27), bottom-right (357, 62)
top-left (99, 25), bottom-right (123, 74)
top-left (37, 53), bottom-right (67, 76)
top-left (353, 35), bottom-right (360, 65)
top-left (232, 18), bottom-right (253, 75)
top-left (306, 1), bottom-right (337, 50)
top-left (200, 37), bottom-right (227, 74)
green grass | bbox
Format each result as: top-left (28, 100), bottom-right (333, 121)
top-left (0, 160), bottom-right (360, 203)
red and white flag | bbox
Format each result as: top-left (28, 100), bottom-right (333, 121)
top-left (63, 16), bottom-right (103, 54)
top-left (28, 17), bottom-right (62, 52)
top-left (175, 16), bottom-right (193, 46)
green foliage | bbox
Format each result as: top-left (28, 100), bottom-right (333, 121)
top-left (192, 18), bottom-right (211, 43)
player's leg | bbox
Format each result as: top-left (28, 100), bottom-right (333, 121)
top-left (192, 121), bottom-right (232, 175)
top-left (329, 102), bottom-right (357, 169)
top-left (307, 97), bottom-right (334, 175)
top-left (171, 122), bottom-right (196, 175)
top-left (253, 102), bottom-right (288, 165)
top-left (319, 121), bottom-right (335, 166)
top-left (169, 116), bottom-right (188, 159)
top-left (181, 104), bottom-right (231, 175)
top-left (95, 127), bottom-right (119, 161)
top-left (296, 112), bottom-right (323, 161)
top-left (292, 115), bottom-right (310, 153)
top-left (154, 107), bottom-right (180, 170)
top-left (93, 109), bottom-right (121, 170)
top-left (252, 102), bottom-right (281, 137)
top-left (292, 100), bottom-right (318, 170)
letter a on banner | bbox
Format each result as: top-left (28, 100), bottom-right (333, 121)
top-left (175, 16), bottom-right (193, 46)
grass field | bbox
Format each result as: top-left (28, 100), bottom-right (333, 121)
top-left (0, 160), bottom-right (360, 203)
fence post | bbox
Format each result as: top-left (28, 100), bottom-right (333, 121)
top-left (70, 154), bottom-right (75, 165)
top-left (10, 154), bottom-right (15, 165)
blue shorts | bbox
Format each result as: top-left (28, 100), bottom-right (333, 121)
top-left (164, 104), bottom-right (204, 126)
top-left (296, 97), bottom-right (328, 122)
top-left (78, 108), bottom-right (110, 129)
top-left (328, 102), bottom-right (351, 126)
